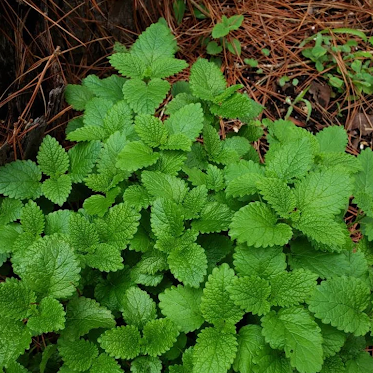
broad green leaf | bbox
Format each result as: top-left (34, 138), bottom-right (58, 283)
top-left (123, 78), bottom-right (170, 114)
top-left (192, 202), bottom-right (233, 233)
top-left (159, 285), bottom-right (204, 333)
top-left (308, 276), bottom-right (370, 336)
top-left (265, 137), bottom-right (314, 180)
top-left (103, 100), bottom-right (133, 137)
top-left (27, 297), bottom-right (65, 334)
top-left (164, 103), bottom-right (204, 140)
top-left (99, 325), bottom-right (141, 359)
top-left (42, 174), bottom-right (72, 206)
top-left (69, 213), bottom-right (99, 252)
top-left (233, 244), bottom-right (287, 279)
top-left (90, 353), bottom-right (123, 373)
top-left (84, 243), bottom-right (124, 272)
top-left (45, 210), bottom-right (71, 235)
top-left (20, 200), bottom-right (44, 236)
top-left (119, 286), bottom-right (157, 329)
top-left (318, 322), bottom-right (346, 358)
top-left (68, 141), bottom-right (101, 183)
top-left (233, 325), bottom-right (265, 373)
top-left (228, 275), bottom-right (271, 315)
top-left (142, 318), bottom-right (180, 357)
top-left (193, 327), bottom-right (237, 373)
top-left (63, 296), bottom-right (115, 340)
top-left (168, 243), bottom-right (207, 288)
top-left (152, 197), bottom-right (184, 241)
top-left (0, 278), bottom-right (36, 320)
top-left (135, 114), bottom-right (168, 147)
top-left (0, 160), bottom-right (41, 200)
top-left (83, 97), bottom-right (113, 128)
top-left (64, 84), bottom-right (94, 110)
top-left (261, 306), bottom-right (323, 373)
top-left (131, 356), bottom-right (162, 373)
top-left (0, 198), bottom-right (23, 225)
top-left (230, 202), bottom-right (292, 248)
top-left (37, 135), bottom-right (69, 177)
top-left (257, 177), bottom-right (296, 217)
top-left (116, 141), bottom-right (160, 172)
top-left (109, 53), bottom-right (146, 79)
top-left (149, 150), bottom-right (187, 175)
top-left (201, 263), bottom-right (244, 325)
top-left (190, 58), bottom-right (226, 101)
top-left (142, 171), bottom-right (188, 204)
top-left (316, 126), bottom-right (348, 153)
top-left (58, 339), bottom-right (98, 371)
top-left (13, 235), bottom-right (80, 299)
top-left (82, 74), bottom-right (126, 102)
top-left (270, 269), bottom-right (318, 307)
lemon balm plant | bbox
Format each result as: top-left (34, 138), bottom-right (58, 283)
top-left (0, 19), bottom-right (373, 373)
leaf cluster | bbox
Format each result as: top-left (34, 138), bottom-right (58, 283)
top-left (0, 19), bottom-right (372, 373)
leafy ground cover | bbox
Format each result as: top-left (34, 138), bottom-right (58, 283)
top-left (1, 19), bottom-right (373, 373)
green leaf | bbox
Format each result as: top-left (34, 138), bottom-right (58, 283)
top-left (316, 126), bottom-right (348, 153)
top-left (201, 263), bottom-right (244, 325)
top-left (226, 14), bottom-right (244, 29)
top-left (265, 137), bottom-right (314, 180)
top-left (42, 174), bottom-right (72, 206)
top-left (95, 202), bottom-right (140, 248)
top-left (66, 125), bottom-right (106, 142)
top-left (94, 267), bottom-right (134, 311)
top-left (159, 285), bottom-right (204, 333)
top-left (182, 185), bottom-right (208, 219)
top-left (131, 21), bottom-right (177, 65)
top-left (294, 167), bottom-right (352, 217)
top-left (69, 213), bottom-right (99, 252)
top-left (151, 197), bottom-right (184, 239)
top-left (63, 296), bottom-right (115, 340)
top-left (149, 150), bottom-right (187, 175)
top-left (193, 327), bottom-right (237, 373)
top-left (230, 202), bottom-right (292, 248)
top-left (82, 74), bottom-right (126, 102)
top-left (233, 244), bottom-right (286, 279)
top-left (44, 210), bottom-right (71, 235)
top-left (64, 84), bottom-right (94, 110)
top-left (207, 41), bottom-right (223, 55)
top-left (211, 93), bottom-right (260, 119)
top-left (142, 318), bottom-right (180, 357)
top-left (123, 78), bottom-right (170, 114)
top-left (83, 97), bottom-right (113, 127)
top-left (0, 160), bottom-right (42, 200)
top-left (166, 92), bottom-right (200, 115)
top-left (83, 194), bottom-right (114, 217)
top-left (257, 177), bottom-right (296, 217)
top-left (308, 276), bottom-right (370, 336)
top-left (14, 235), bottom-right (80, 299)
top-left (318, 322), bottom-right (346, 358)
top-left (212, 22), bottom-right (230, 38)
top-left (233, 325), bottom-right (265, 373)
top-left (0, 198), bottom-right (23, 225)
top-left (90, 353), bottom-right (123, 373)
top-left (103, 100), bottom-right (133, 137)
top-left (345, 352), bottom-right (373, 372)
top-left (261, 306), bottom-right (323, 373)
top-left (68, 141), bottom-right (101, 183)
top-left (227, 39), bottom-right (242, 55)
top-left (131, 356), bottom-right (162, 373)
top-left (116, 141), bottom-right (160, 172)
top-left (37, 135), bottom-right (69, 177)
top-left (228, 275), bottom-right (271, 315)
top-left (252, 344), bottom-right (293, 373)
top-left (270, 269), bottom-right (318, 307)
top-left (147, 57), bottom-right (188, 79)
top-left (99, 325), bottom-right (141, 359)
top-left (123, 185), bottom-right (151, 210)
top-left (119, 286), bottom-right (157, 329)
top-left (0, 318), bottom-right (32, 367)
top-left (135, 114), bottom-right (168, 147)
top-left (192, 202), bottom-right (233, 233)
top-left (85, 243), bottom-right (124, 272)
top-left (294, 213), bottom-right (347, 248)
top-left (20, 200), bottom-right (44, 236)
top-left (190, 58), bottom-right (226, 101)
top-left (27, 297), bottom-right (65, 334)
top-left (6, 361), bottom-right (31, 373)
top-left (0, 278), bottom-right (36, 321)
top-left (168, 243), bottom-right (207, 287)
top-left (58, 339), bottom-right (98, 371)
top-left (142, 171), bottom-right (188, 204)
top-left (164, 103), bottom-right (204, 140)
top-left (109, 53), bottom-right (147, 79)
